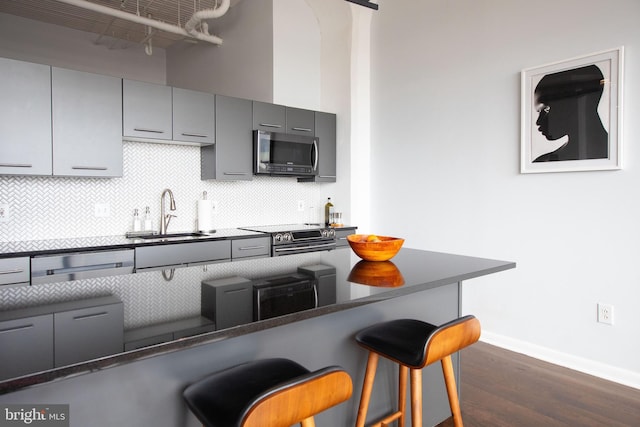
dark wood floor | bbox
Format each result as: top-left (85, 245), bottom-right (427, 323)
top-left (436, 342), bottom-right (640, 427)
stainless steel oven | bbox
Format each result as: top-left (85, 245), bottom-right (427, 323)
top-left (239, 224), bottom-right (336, 257)
top-left (253, 274), bottom-right (318, 321)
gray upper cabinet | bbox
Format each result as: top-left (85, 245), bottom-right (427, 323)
top-left (123, 80), bottom-right (215, 146)
top-left (52, 67), bottom-right (123, 177)
top-left (173, 87), bottom-right (215, 145)
top-left (123, 79), bottom-right (173, 141)
top-left (201, 95), bottom-right (253, 181)
top-left (0, 58), bottom-right (52, 176)
top-left (286, 107), bottom-right (315, 135)
top-left (253, 101), bottom-right (285, 132)
top-left (299, 111), bottom-right (337, 183)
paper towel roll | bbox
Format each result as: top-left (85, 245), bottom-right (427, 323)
top-left (197, 199), bottom-right (215, 232)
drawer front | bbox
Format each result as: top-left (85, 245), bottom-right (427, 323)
top-left (0, 257), bottom-right (30, 285)
top-left (54, 302), bottom-right (124, 367)
top-left (135, 240), bottom-right (231, 270)
top-left (231, 237), bottom-right (270, 259)
top-left (335, 229), bottom-right (355, 248)
top-left (0, 314), bottom-right (54, 380)
top-left (31, 249), bottom-right (134, 285)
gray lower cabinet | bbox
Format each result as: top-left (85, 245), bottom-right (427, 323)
top-left (0, 257), bottom-right (30, 287)
top-left (0, 315), bottom-right (54, 380)
top-left (201, 276), bottom-right (253, 330)
top-left (135, 240), bottom-right (232, 270)
top-left (54, 300), bottom-right (124, 367)
top-left (0, 57), bottom-right (52, 176)
top-left (335, 227), bottom-right (357, 248)
top-left (231, 237), bottom-right (270, 259)
top-left (299, 111), bottom-right (337, 182)
top-left (201, 95), bottom-right (253, 180)
top-left (52, 67), bottom-right (123, 177)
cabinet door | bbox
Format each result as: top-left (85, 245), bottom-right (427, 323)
top-left (52, 67), bottom-right (123, 177)
top-left (201, 95), bottom-right (253, 181)
top-left (0, 315), bottom-right (54, 380)
top-left (0, 257), bottom-right (30, 286)
top-left (253, 101), bottom-right (285, 132)
top-left (314, 111), bottom-right (337, 182)
top-left (0, 58), bottom-right (52, 176)
top-left (173, 87), bottom-right (215, 145)
top-left (232, 237), bottom-right (270, 259)
top-left (135, 240), bottom-right (231, 270)
top-left (54, 302), bottom-right (124, 367)
top-left (286, 107), bottom-right (315, 135)
top-left (122, 79), bottom-right (172, 140)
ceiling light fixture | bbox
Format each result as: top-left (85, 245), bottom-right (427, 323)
top-left (345, 0), bottom-right (379, 10)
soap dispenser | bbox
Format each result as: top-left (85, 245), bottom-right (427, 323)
top-left (143, 206), bottom-right (153, 231)
top-left (132, 209), bottom-right (142, 232)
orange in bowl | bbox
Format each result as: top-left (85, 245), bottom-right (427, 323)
top-left (347, 234), bottom-right (405, 261)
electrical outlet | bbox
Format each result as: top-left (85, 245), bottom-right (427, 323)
top-left (94, 203), bottom-right (111, 218)
top-left (597, 303), bottom-right (614, 325)
top-left (0, 203), bottom-right (9, 222)
top-left (297, 200), bottom-right (305, 212)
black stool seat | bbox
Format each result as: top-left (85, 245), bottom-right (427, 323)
top-left (356, 319), bottom-right (439, 368)
top-left (183, 358), bottom-right (353, 427)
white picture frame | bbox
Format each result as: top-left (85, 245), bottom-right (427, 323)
top-left (520, 47), bottom-right (623, 174)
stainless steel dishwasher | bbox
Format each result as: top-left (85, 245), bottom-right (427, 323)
top-left (31, 249), bottom-right (134, 285)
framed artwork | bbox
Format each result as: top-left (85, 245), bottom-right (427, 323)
top-left (520, 47), bottom-right (623, 173)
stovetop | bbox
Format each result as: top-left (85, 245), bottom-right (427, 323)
top-left (238, 224), bottom-right (328, 233)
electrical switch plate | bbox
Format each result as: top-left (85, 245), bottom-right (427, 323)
top-left (297, 200), bottom-right (305, 212)
top-left (597, 303), bottom-right (614, 325)
top-left (94, 203), bottom-right (111, 218)
top-left (0, 203), bottom-right (9, 222)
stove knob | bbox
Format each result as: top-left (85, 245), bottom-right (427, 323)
top-left (274, 233), bottom-right (282, 242)
top-left (328, 229), bottom-right (335, 238)
top-left (284, 233), bottom-right (292, 241)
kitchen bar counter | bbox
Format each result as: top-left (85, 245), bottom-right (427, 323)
top-left (1, 248), bottom-right (514, 398)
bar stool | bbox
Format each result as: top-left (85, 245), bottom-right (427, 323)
top-left (183, 358), bottom-right (353, 427)
top-left (354, 315), bottom-right (480, 427)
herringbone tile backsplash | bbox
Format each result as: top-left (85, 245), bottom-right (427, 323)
top-left (0, 141), bottom-right (327, 242)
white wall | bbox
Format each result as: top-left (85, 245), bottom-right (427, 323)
top-left (369, 0), bottom-right (640, 387)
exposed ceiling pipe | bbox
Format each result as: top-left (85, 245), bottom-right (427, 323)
top-left (184, 0), bottom-right (230, 39)
top-left (53, 0), bottom-right (225, 45)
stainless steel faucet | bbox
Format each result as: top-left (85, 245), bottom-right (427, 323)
top-left (160, 188), bottom-right (176, 235)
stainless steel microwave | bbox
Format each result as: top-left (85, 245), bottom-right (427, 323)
top-left (254, 130), bottom-right (318, 177)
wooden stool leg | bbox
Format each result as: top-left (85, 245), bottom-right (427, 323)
top-left (356, 352), bottom-right (380, 427)
top-left (397, 364), bottom-right (408, 427)
top-left (300, 417), bottom-right (316, 427)
top-left (410, 368), bottom-right (422, 427)
top-left (441, 355), bottom-right (463, 427)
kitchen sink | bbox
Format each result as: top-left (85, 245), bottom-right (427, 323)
top-left (132, 232), bottom-right (209, 240)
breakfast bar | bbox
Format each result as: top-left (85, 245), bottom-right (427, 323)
top-left (0, 247), bottom-right (514, 426)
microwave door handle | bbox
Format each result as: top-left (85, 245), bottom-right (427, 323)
top-left (312, 139), bottom-right (319, 171)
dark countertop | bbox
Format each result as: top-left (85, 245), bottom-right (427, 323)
top-left (0, 228), bottom-right (265, 258)
top-left (0, 247), bottom-right (514, 394)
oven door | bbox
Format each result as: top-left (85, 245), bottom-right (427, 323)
top-left (253, 275), bottom-right (318, 321)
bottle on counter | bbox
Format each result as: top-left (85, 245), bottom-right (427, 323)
top-left (324, 198), bottom-right (334, 227)
top-left (143, 206), bottom-right (153, 231)
top-left (132, 209), bottom-right (142, 232)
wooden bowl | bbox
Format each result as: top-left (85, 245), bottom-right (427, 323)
top-left (347, 260), bottom-right (405, 287)
top-left (347, 234), bottom-right (404, 261)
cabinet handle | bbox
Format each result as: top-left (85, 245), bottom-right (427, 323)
top-left (0, 269), bottom-right (24, 275)
top-left (318, 175), bottom-right (337, 179)
top-left (181, 132), bottom-right (208, 138)
top-left (259, 123), bottom-right (282, 128)
top-left (238, 245), bottom-right (265, 251)
top-left (0, 324), bottom-right (34, 334)
top-left (223, 172), bottom-right (248, 176)
top-left (73, 311), bottom-right (108, 320)
top-left (134, 128), bottom-right (165, 134)
top-left (291, 127), bottom-right (313, 132)
top-left (224, 288), bottom-right (248, 295)
top-left (0, 163), bottom-right (32, 168)
top-left (72, 166), bottom-right (108, 171)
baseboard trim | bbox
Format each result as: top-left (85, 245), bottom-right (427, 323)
top-left (480, 331), bottom-right (640, 390)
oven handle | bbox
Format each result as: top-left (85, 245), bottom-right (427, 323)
top-left (273, 242), bottom-right (336, 254)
